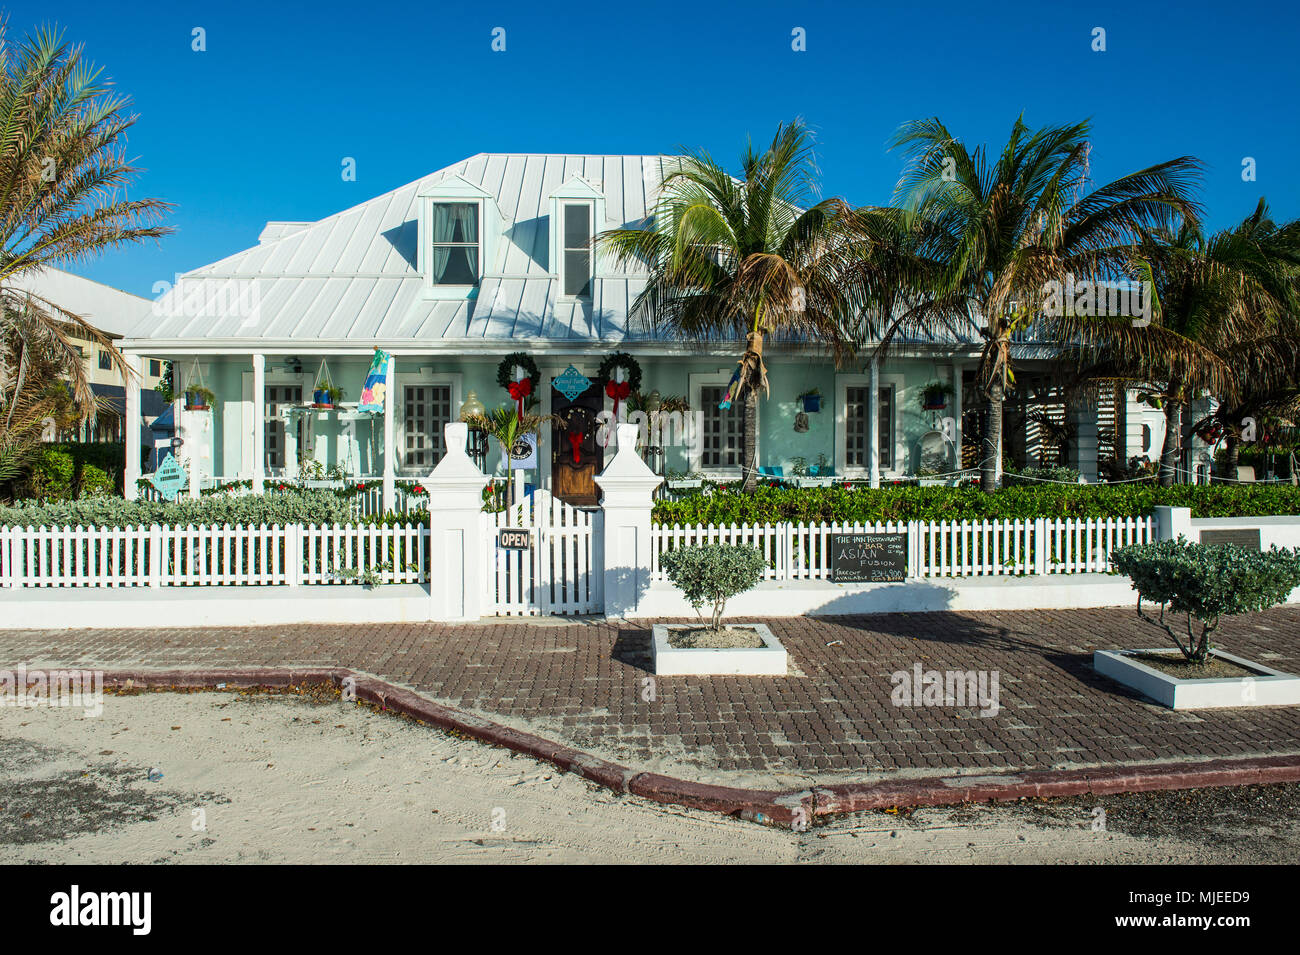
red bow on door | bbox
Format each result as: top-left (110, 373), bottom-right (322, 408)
top-left (605, 379), bottom-right (631, 419)
top-left (507, 378), bottom-right (532, 423)
top-left (567, 430), bottom-right (584, 465)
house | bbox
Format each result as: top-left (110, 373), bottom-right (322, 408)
top-left (118, 152), bottom-right (1201, 506)
top-left (12, 267), bottom-right (168, 445)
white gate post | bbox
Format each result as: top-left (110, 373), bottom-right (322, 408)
top-left (594, 423), bottom-right (663, 618)
top-left (1152, 506), bottom-right (1193, 542)
top-left (427, 422), bottom-right (489, 621)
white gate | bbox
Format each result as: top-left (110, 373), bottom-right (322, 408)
top-left (484, 490), bottom-right (602, 615)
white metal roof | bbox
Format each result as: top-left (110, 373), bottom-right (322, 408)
top-left (125, 154), bottom-right (673, 348)
top-left (12, 267), bottom-right (151, 338)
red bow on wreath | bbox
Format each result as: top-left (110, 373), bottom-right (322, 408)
top-left (567, 430), bottom-right (584, 465)
top-left (605, 379), bottom-right (631, 419)
top-left (507, 377), bottom-right (532, 423)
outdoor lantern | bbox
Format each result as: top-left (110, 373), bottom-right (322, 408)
top-left (645, 390), bottom-right (662, 415)
top-left (460, 391), bottom-right (488, 468)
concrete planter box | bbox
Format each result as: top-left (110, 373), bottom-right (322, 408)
top-left (1093, 648), bottom-right (1300, 710)
top-left (651, 623), bottom-right (788, 676)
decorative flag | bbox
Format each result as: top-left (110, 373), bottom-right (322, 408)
top-left (358, 348), bottom-right (390, 413)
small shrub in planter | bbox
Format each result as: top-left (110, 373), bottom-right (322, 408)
top-left (312, 384), bottom-right (344, 408)
top-left (658, 543), bottom-right (767, 633)
top-left (1111, 538), bottom-right (1300, 663)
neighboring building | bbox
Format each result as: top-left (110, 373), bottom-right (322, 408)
top-left (117, 152), bottom-right (1196, 506)
top-left (11, 267), bottom-right (167, 443)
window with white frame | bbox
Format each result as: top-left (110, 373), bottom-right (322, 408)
top-left (561, 202), bottom-right (593, 298)
top-left (698, 385), bottom-right (744, 471)
top-left (402, 384), bottom-right (453, 470)
top-left (843, 384), bottom-right (894, 470)
top-left (429, 202), bottom-right (480, 286)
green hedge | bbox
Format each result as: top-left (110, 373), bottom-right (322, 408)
top-left (16, 443), bottom-right (126, 500)
top-left (0, 489), bottom-right (355, 528)
top-left (651, 484), bottom-right (1300, 525)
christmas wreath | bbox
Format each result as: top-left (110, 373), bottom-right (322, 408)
top-left (497, 352), bottom-right (540, 422)
top-left (597, 352), bottom-right (642, 419)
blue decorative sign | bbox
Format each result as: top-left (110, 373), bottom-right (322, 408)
top-left (553, 365), bottom-right (591, 402)
top-left (149, 452), bottom-right (187, 501)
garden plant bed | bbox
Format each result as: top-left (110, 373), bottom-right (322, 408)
top-left (652, 623), bottom-right (788, 676)
top-left (1093, 648), bottom-right (1300, 710)
top-left (666, 627), bottom-right (766, 649)
top-left (1132, 652), bottom-right (1258, 680)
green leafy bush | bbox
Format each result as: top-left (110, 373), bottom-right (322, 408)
top-left (1003, 465), bottom-right (1081, 486)
top-left (652, 484), bottom-right (1300, 526)
top-left (0, 488), bottom-right (354, 528)
top-left (659, 543), bottom-right (766, 631)
top-left (1110, 538), bottom-right (1300, 662)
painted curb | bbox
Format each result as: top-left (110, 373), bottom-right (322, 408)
top-left (97, 667), bottom-right (1300, 829)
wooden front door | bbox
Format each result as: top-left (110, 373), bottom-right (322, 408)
top-left (551, 376), bottom-right (604, 506)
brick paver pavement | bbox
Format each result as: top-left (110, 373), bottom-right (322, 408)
top-left (2, 607), bottom-right (1299, 784)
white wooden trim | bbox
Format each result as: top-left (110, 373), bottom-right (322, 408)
top-left (835, 372), bottom-right (903, 479)
top-left (393, 367), bottom-right (463, 475)
top-left (688, 369), bottom-right (753, 478)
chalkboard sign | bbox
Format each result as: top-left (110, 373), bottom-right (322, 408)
top-left (1200, 528), bottom-right (1261, 551)
top-left (829, 532), bottom-right (908, 583)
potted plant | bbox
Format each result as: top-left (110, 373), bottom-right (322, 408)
top-left (798, 387), bottom-right (822, 413)
top-left (183, 385), bottom-right (215, 411)
top-left (1099, 538), bottom-right (1300, 709)
top-left (919, 380), bottom-right (954, 411)
top-left (653, 543), bottom-right (786, 675)
top-left (313, 384), bottom-right (344, 409)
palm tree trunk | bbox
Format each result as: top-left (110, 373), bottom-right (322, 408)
top-left (742, 389), bottom-right (759, 493)
top-left (1158, 401), bottom-right (1182, 487)
top-left (980, 379), bottom-right (1004, 492)
top-left (1218, 432), bottom-right (1240, 482)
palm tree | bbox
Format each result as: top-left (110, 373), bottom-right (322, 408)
top-left (869, 116), bottom-right (1202, 491)
top-left (599, 120), bottom-right (862, 492)
top-left (0, 21), bottom-right (171, 476)
top-left (1118, 201), bottom-right (1300, 485)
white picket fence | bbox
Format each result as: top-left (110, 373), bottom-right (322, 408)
top-left (0, 523), bottom-right (428, 588)
top-left (650, 516), bottom-right (1156, 581)
top-left (484, 490), bottom-right (600, 615)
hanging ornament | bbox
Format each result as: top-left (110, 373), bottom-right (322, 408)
top-left (567, 429), bottom-right (584, 464)
top-left (496, 353), bottom-right (539, 424)
top-left (597, 352), bottom-right (642, 420)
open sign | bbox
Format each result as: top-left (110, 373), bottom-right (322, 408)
top-left (498, 528), bottom-right (531, 550)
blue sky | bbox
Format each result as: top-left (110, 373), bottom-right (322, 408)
top-left (13, 0), bottom-right (1299, 297)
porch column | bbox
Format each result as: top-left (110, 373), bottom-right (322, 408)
top-left (594, 423), bottom-right (664, 618)
top-left (252, 353), bottom-right (265, 494)
top-left (382, 354), bottom-right (396, 513)
top-left (950, 362), bottom-right (964, 477)
top-left (867, 356), bottom-right (881, 488)
top-left (1068, 396), bottom-right (1099, 482)
top-left (427, 422), bottom-right (489, 621)
top-left (124, 354), bottom-right (142, 499)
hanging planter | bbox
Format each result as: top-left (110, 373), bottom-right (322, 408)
top-left (919, 380), bottom-right (954, 411)
top-left (184, 386), bottom-right (215, 411)
top-left (182, 358), bottom-right (213, 411)
top-left (312, 359), bottom-right (344, 409)
top-left (798, 388), bottom-right (822, 413)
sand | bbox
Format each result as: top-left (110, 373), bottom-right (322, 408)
top-left (1, 690), bottom-right (1293, 864)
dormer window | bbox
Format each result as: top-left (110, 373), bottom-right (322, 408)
top-left (429, 202), bottom-right (480, 286)
top-left (562, 202), bottom-right (593, 298)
